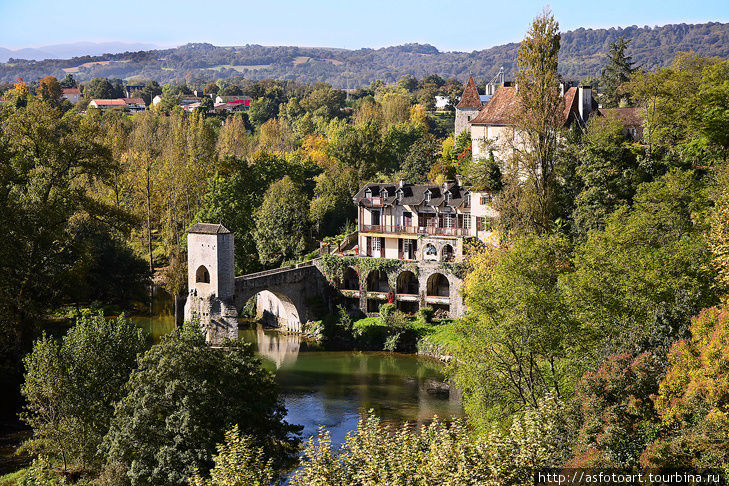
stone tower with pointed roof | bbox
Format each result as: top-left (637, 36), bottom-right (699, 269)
top-left (455, 74), bottom-right (483, 136)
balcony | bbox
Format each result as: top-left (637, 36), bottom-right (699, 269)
top-left (360, 224), bottom-right (470, 237)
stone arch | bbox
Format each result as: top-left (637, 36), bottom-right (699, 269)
top-left (196, 265), bottom-right (210, 283)
top-left (342, 267), bottom-right (360, 290)
top-left (366, 269), bottom-right (390, 293)
top-left (426, 273), bottom-right (450, 297)
top-left (441, 244), bottom-right (455, 262)
top-left (249, 290), bottom-right (302, 331)
top-left (396, 270), bottom-right (418, 295)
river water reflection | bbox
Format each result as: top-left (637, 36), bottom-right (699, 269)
top-left (133, 312), bottom-right (463, 446)
top-left (241, 326), bottom-right (463, 445)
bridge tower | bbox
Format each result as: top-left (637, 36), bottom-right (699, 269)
top-left (184, 223), bottom-right (238, 344)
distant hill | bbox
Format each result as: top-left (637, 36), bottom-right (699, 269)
top-left (1, 22), bottom-right (728, 86)
top-left (0, 42), bottom-right (160, 63)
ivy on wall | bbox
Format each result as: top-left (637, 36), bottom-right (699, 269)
top-left (318, 254), bottom-right (418, 291)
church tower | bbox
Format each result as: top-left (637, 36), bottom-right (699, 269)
top-left (184, 222), bottom-right (238, 344)
top-left (455, 74), bottom-right (482, 136)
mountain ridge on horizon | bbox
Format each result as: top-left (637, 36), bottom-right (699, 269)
top-left (1, 21), bottom-right (728, 86)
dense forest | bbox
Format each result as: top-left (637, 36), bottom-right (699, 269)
top-left (1, 22), bottom-right (729, 86)
top-left (2, 9), bottom-right (729, 486)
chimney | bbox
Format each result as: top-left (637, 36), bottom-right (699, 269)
top-left (578, 85), bottom-right (592, 122)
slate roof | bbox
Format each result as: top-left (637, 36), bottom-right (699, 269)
top-left (123, 97), bottom-right (146, 106)
top-left (598, 107), bottom-right (645, 127)
top-left (353, 182), bottom-right (469, 209)
top-left (456, 74), bottom-right (483, 109)
top-left (187, 223), bottom-right (231, 234)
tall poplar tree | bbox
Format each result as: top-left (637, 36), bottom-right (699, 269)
top-left (509, 8), bottom-right (563, 233)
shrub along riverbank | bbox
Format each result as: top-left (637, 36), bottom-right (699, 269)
top-left (300, 303), bottom-right (454, 356)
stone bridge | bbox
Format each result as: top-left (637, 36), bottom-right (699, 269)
top-left (183, 223), bottom-right (332, 343)
top-left (233, 261), bottom-right (330, 332)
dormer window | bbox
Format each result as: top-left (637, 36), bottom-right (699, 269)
top-left (464, 193), bottom-right (471, 208)
top-left (424, 190), bottom-right (431, 203)
top-left (396, 189), bottom-right (403, 202)
top-left (444, 191), bottom-right (452, 203)
top-left (383, 188), bottom-right (389, 198)
top-left (365, 188), bottom-right (372, 199)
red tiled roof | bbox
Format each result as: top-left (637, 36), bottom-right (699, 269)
top-left (62, 88), bottom-right (81, 95)
top-left (563, 87), bottom-right (579, 122)
top-left (226, 98), bottom-right (250, 106)
top-left (469, 86), bottom-right (519, 125)
top-left (456, 74), bottom-right (482, 109)
top-left (123, 97), bottom-right (146, 105)
top-left (470, 86), bottom-right (587, 127)
top-left (91, 99), bottom-right (127, 106)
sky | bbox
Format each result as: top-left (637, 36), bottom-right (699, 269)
top-left (1, 0), bottom-right (729, 52)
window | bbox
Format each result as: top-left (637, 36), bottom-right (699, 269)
top-left (372, 237), bottom-right (381, 251)
top-left (382, 188), bottom-right (389, 198)
top-left (480, 194), bottom-right (492, 205)
top-left (445, 191), bottom-right (452, 203)
top-left (444, 213), bottom-right (454, 228)
top-left (464, 214), bottom-right (471, 229)
top-left (396, 189), bottom-right (403, 202)
top-left (365, 188), bottom-right (372, 198)
top-left (403, 239), bottom-right (411, 252)
top-left (464, 193), bottom-right (471, 208)
top-left (424, 191), bottom-right (431, 203)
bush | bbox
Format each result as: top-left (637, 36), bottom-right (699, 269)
top-left (378, 303), bottom-right (396, 321)
top-left (418, 306), bottom-right (434, 323)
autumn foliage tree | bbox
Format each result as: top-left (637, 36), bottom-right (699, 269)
top-left (641, 306), bottom-right (729, 469)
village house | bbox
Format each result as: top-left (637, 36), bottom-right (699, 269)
top-left (87, 97), bottom-right (146, 112)
top-left (88, 98), bottom-right (128, 110)
top-left (61, 87), bottom-right (82, 104)
top-left (466, 80), bottom-right (596, 160)
top-left (349, 180), bottom-right (498, 315)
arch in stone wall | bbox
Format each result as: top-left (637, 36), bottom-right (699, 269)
top-left (426, 273), bottom-right (450, 297)
top-left (342, 267), bottom-right (360, 290)
top-left (366, 269), bottom-right (390, 293)
top-left (196, 265), bottom-right (210, 283)
top-left (396, 270), bottom-right (418, 295)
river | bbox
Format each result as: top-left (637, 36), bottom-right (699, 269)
top-left (134, 311), bottom-right (464, 445)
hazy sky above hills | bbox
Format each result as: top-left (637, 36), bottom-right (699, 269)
top-left (2, 0), bottom-right (728, 52)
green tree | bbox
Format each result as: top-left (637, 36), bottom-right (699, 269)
top-left (248, 97), bottom-right (279, 127)
top-left (253, 176), bottom-right (309, 265)
top-left (58, 73), bottom-right (77, 89)
top-left (84, 77), bottom-right (119, 99)
top-left (564, 169), bottom-right (718, 358)
top-left (508, 8), bottom-right (563, 233)
top-left (600, 36), bottom-right (636, 108)
top-left (20, 314), bottom-right (148, 471)
top-left (453, 234), bottom-right (582, 429)
top-left (103, 324), bottom-right (300, 486)
top-left (571, 114), bottom-right (645, 236)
